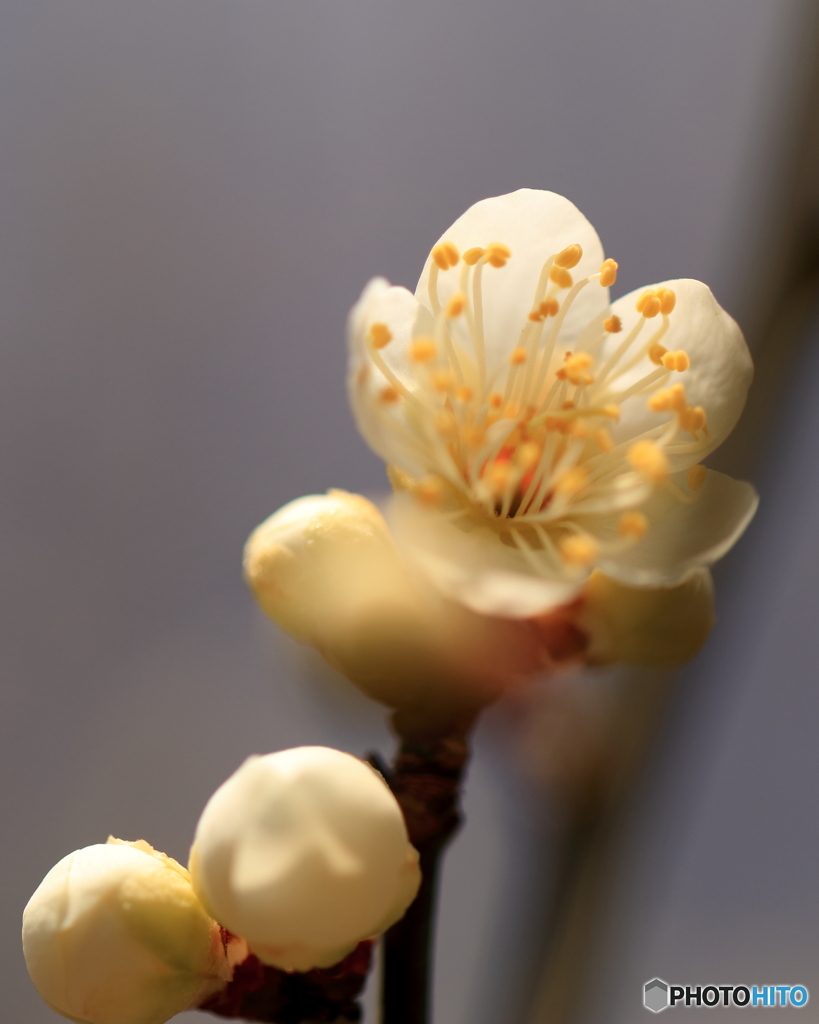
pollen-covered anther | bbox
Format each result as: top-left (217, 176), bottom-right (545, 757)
top-left (369, 322), bottom-right (393, 349)
top-left (679, 405), bottom-right (708, 437)
top-left (602, 403), bottom-right (621, 421)
top-left (488, 392), bottom-right (503, 409)
top-left (658, 287), bottom-right (677, 314)
top-left (554, 466), bottom-right (589, 497)
top-left (599, 259), bottom-right (618, 287)
top-left (485, 242), bottom-right (511, 268)
top-left (569, 418), bottom-right (589, 438)
top-left (431, 241), bottom-right (460, 270)
top-left (379, 386), bottom-right (399, 404)
top-left (636, 290), bottom-right (662, 319)
top-left (627, 439), bottom-right (669, 483)
top-left (487, 461), bottom-right (512, 494)
top-left (445, 292), bottom-right (466, 318)
top-left (515, 442), bottom-right (541, 470)
top-left (555, 243), bottom-right (583, 269)
top-left (431, 369), bottom-right (456, 393)
top-left (661, 349), bottom-right (690, 372)
top-left (648, 342), bottom-right (669, 365)
top-left (603, 314), bottom-right (622, 333)
top-left (687, 464), bottom-right (707, 491)
top-left (463, 247), bottom-right (485, 266)
top-left (618, 511), bottom-right (649, 540)
top-left (528, 297), bottom-right (560, 322)
top-left (648, 383), bottom-right (687, 413)
top-left (455, 385), bottom-right (473, 402)
top-left (416, 475), bottom-right (444, 506)
top-left (549, 265), bottom-right (573, 289)
top-left (410, 336), bottom-right (437, 363)
top-left (510, 346), bottom-right (528, 365)
top-left (559, 534), bottom-right (599, 566)
top-left (562, 352), bottom-right (594, 386)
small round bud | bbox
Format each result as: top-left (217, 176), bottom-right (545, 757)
top-left (190, 747), bottom-right (421, 972)
top-left (23, 839), bottom-right (243, 1024)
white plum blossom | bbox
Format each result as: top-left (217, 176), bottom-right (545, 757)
top-left (190, 747), bottom-right (421, 972)
top-left (348, 189), bottom-right (758, 617)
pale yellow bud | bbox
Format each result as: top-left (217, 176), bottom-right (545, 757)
top-left (190, 747), bottom-right (421, 972)
top-left (23, 840), bottom-right (243, 1024)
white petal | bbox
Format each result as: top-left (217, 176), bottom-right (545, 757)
top-left (602, 279), bottom-right (752, 471)
top-left (387, 492), bottom-right (583, 617)
top-left (596, 469), bottom-right (758, 586)
top-left (415, 189), bottom-right (609, 371)
top-left (347, 277), bottom-right (433, 476)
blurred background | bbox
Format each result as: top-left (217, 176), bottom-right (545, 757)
top-left (2, 1), bottom-right (819, 1021)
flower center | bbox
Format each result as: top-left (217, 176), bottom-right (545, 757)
top-left (366, 242), bottom-right (713, 571)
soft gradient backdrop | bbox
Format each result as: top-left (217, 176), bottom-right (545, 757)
top-left (1, 2), bottom-right (815, 1021)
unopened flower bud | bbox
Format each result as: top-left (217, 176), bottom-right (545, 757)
top-left (579, 569), bottom-right (715, 666)
top-left (190, 746), bottom-right (421, 972)
top-left (23, 839), bottom-right (245, 1024)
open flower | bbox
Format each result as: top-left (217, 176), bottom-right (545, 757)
top-left (348, 189), bottom-right (757, 617)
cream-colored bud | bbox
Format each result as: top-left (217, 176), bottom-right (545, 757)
top-left (190, 747), bottom-right (421, 972)
top-left (579, 569), bottom-right (715, 667)
top-left (244, 490), bottom-right (406, 644)
top-left (23, 839), bottom-right (244, 1024)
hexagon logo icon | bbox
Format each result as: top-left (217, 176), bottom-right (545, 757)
top-left (644, 978), bottom-right (670, 1013)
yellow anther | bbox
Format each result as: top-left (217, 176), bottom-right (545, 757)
top-left (549, 265), bottom-right (573, 289)
top-left (618, 511), bottom-right (649, 540)
top-left (627, 440), bottom-right (669, 483)
top-left (431, 369), bottom-right (456, 393)
top-left (602, 403), bottom-right (621, 420)
top-left (560, 400), bottom-right (576, 411)
top-left (687, 464), bottom-right (707, 491)
top-left (443, 241), bottom-right (460, 266)
top-left (679, 405), bottom-right (707, 437)
top-left (528, 296), bottom-right (559, 323)
top-left (599, 258), bottom-right (618, 287)
top-left (603, 314), bottom-right (622, 334)
top-left (648, 342), bottom-right (669, 365)
top-left (562, 352), bottom-right (594, 386)
top-left (410, 336), bottom-right (437, 363)
top-left (416, 475), bottom-right (444, 506)
top-left (445, 292), bottom-right (466, 318)
top-left (488, 392), bottom-right (503, 409)
top-left (434, 409), bottom-right (458, 436)
top-left (463, 247), bottom-right (484, 266)
top-left (379, 386), bottom-right (399, 404)
top-left (515, 442), bottom-right (541, 470)
top-left (510, 346), bottom-right (528, 365)
top-left (554, 466), bottom-right (589, 497)
top-left (649, 384), bottom-right (687, 413)
top-left (487, 461), bottom-right (512, 494)
top-left (658, 287), bottom-right (676, 315)
top-left (485, 242), bottom-right (512, 268)
top-left (559, 534), bottom-right (599, 566)
top-left (555, 243), bottom-right (583, 269)
top-left (569, 418), bottom-right (589, 438)
top-left (369, 322), bottom-right (392, 349)
top-left (661, 349), bottom-right (690, 372)
top-left (456, 385), bottom-right (473, 402)
top-left (637, 290), bottom-right (662, 318)
top-left (594, 428), bottom-right (614, 452)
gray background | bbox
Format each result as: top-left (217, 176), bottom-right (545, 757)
top-left (1, 1), bottom-right (817, 1021)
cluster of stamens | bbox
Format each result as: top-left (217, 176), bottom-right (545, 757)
top-left (361, 239), bottom-right (710, 573)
